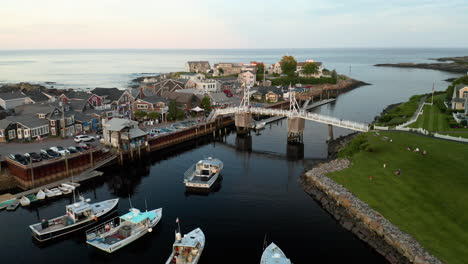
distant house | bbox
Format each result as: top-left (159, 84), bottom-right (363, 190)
top-left (238, 71), bottom-right (256, 87)
top-left (252, 86), bottom-right (281, 103)
top-left (0, 119), bottom-right (16, 142)
top-left (271, 62), bottom-right (282, 74)
top-left (213, 63), bottom-right (243, 76)
top-left (132, 96), bottom-right (168, 113)
top-left (6, 115), bottom-right (50, 141)
top-left (452, 84), bottom-right (468, 111)
top-left (186, 61), bottom-right (211, 73)
top-left (0, 91), bottom-right (34, 110)
top-left (149, 79), bottom-right (186, 95)
top-left (297, 60), bottom-right (324, 78)
top-left (91, 88), bottom-right (134, 118)
top-left (179, 73), bottom-right (205, 82)
top-left (161, 91), bottom-right (201, 110)
top-left (102, 118), bottom-right (147, 149)
top-left (22, 90), bottom-right (54, 103)
top-left (208, 92), bottom-right (238, 108)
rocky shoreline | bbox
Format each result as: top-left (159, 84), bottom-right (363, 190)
top-left (300, 139), bottom-right (442, 263)
top-left (374, 56), bottom-right (468, 74)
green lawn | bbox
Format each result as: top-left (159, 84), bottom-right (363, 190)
top-left (409, 94), bottom-right (468, 138)
top-left (328, 131), bottom-right (468, 264)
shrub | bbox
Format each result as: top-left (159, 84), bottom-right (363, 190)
top-left (339, 134), bottom-right (368, 157)
top-left (460, 120), bottom-right (467, 127)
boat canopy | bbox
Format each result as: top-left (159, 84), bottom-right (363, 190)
top-left (120, 209), bottom-right (157, 224)
top-left (197, 157), bottom-right (222, 167)
top-left (173, 236), bottom-right (199, 248)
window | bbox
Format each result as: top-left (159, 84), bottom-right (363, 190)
top-left (38, 113), bottom-right (46, 119)
top-left (137, 104), bottom-right (148, 109)
top-left (8, 130), bottom-right (15, 139)
top-left (50, 120), bottom-right (55, 126)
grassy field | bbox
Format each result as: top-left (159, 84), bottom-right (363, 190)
top-left (328, 131), bottom-right (468, 264)
top-left (376, 94), bottom-right (425, 127)
top-left (409, 94), bottom-right (468, 138)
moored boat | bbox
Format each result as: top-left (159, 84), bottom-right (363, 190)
top-left (255, 122), bottom-right (266, 130)
top-left (58, 186), bottom-right (72, 195)
top-left (29, 197), bottom-right (119, 242)
top-left (36, 190), bottom-right (46, 200)
top-left (20, 196), bottom-right (31, 207)
top-left (165, 228), bottom-right (205, 264)
top-left (184, 157), bottom-right (223, 189)
top-left (50, 188), bottom-right (62, 196)
top-left (261, 243), bottom-right (292, 264)
top-left (44, 189), bottom-right (55, 198)
top-left (6, 200), bottom-right (20, 211)
top-left (86, 207), bottom-right (162, 253)
top-left (0, 199), bottom-right (16, 210)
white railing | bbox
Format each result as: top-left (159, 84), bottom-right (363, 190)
top-left (85, 217), bottom-right (120, 241)
top-left (434, 133), bottom-right (468, 143)
top-left (211, 106), bottom-right (369, 132)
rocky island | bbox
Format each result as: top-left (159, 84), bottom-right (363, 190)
top-left (375, 56), bottom-right (468, 74)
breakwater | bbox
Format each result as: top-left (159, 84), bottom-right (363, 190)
top-left (300, 159), bottom-right (441, 264)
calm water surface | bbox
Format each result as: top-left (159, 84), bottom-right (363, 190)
top-left (0, 49), bottom-right (465, 263)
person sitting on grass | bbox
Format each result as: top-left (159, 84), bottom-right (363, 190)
top-left (394, 168), bottom-right (401, 176)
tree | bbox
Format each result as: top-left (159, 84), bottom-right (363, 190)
top-left (167, 100), bottom-right (179, 121)
top-left (331, 69), bottom-right (338, 83)
top-left (302, 62), bottom-right (319, 75)
top-left (280, 55), bottom-right (297, 76)
top-left (200, 96), bottom-right (212, 112)
top-left (134, 110), bottom-right (147, 120)
top-left (256, 63), bottom-right (265, 74)
top-left (218, 68), bottom-right (224, 75)
top-left (147, 111), bottom-right (161, 120)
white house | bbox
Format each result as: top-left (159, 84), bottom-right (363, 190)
top-left (297, 60), bottom-right (324, 78)
top-left (179, 73), bottom-right (206, 82)
top-left (194, 79), bottom-right (220, 93)
top-left (238, 71), bottom-right (256, 87)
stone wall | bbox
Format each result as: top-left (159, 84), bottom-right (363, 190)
top-left (300, 159), bottom-right (441, 264)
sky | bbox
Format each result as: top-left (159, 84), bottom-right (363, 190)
top-left (1, 0), bottom-right (467, 49)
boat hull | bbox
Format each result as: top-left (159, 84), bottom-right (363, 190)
top-left (31, 200), bottom-right (119, 242)
top-left (184, 172), bottom-right (220, 189)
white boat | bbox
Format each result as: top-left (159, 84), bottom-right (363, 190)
top-left (165, 228), bottom-right (205, 264)
top-left (50, 188), bottom-right (62, 196)
top-left (58, 186), bottom-right (72, 195)
top-left (29, 197), bottom-right (119, 242)
top-left (44, 189), bottom-right (55, 198)
top-left (255, 122), bottom-right (266, 130)
top-left (86, 207), bottom-right (162, 253)
top-left (61, 183), bottom-right (76, 190)
top-left (36, 190), bottom-right (46, 200)
top-left (184, 157), bottom-right (223, 189)
top-left (261, 243), bottom-right (292, 264)
top-left (20, 196), bottom-right (31, 207)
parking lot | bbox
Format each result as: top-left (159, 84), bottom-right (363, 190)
top-left (0, 132), bottom-right (102, 160)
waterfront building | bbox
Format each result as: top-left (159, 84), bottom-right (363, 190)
top-left (213, 62), bottom-right (243, 76)
top-left (0, 119), bottom-right (16, 142)
top-left (451, 84), bottom-right (468, 111)
top-left (102, 118), bottom-right (147, 149)
top-left (179, 73), bottom-right (206, 82)
top-left (161, 91), bottom-right (202, 110)
top-left (132, 96), bottom-right (168, 114)
top-left (238, 71), bottom-right (256, 87)
top-left (91, 88), bottom-right (134, 118)
top-left (0, 91), bottom-right (34, 110)
top-left (186, 61), bottom-right (211, 73)
top-left (297, 60), bottom-right (324, 78)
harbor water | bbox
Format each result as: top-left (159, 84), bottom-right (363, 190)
top-left (0, 48), bottom-right (465, 263)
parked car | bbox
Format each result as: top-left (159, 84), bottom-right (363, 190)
top-left (74, 135), bottom-right (95, 143)
top-left (8, 154), bottom-right (28, 165)
top-left (40, 149), bottom-right (60, 158)
top-left (50, 146), bottom-right (70, 156)
top-left (78, 142), bottom-right (90, 150)
top-left (24, 152), bottom-right (42, 163)
top-left (74, 146), bottom-right (85, 152)
top-left (40, 153), bottom-right (50, 160)
top-left (67, 147), bottom-right (79, 154)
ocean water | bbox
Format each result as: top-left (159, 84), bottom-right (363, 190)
top-left (0, 48), bottom-right (465, 263)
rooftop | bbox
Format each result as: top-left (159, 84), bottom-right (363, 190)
top-left (0, 91), bottom-right (29, 100)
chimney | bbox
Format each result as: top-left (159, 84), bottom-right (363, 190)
top-left (139, 86), bottom-right (145, 99)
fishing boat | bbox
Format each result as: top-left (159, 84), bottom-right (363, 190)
top-left (261, 243), bottom-right (292, 264)
top-left (86, 207), bottom-right (162, 253)
top-left (6, 200), bottom-right (20, 211)
top-left (29, 197), bottom-right (119, 242)
top-left (165, 228), bottom-right (205, 264)
top-left (36, 190), bottom-right (46, 200)
top-left (20, 196), bottom-right (31, 207)
top-left (184, 157), bottom-right (223, 189)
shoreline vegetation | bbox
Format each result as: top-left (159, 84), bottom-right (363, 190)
top-left (374, 55), bottom-right (468, 74)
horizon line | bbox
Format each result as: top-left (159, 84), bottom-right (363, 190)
top-left (1, 47), bottom-right (468, 51)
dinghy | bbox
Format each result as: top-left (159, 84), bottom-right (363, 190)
top-left (165, 228), bottom-right (205, 264)
top-left (86, 207), bottom-right (162, 253)
top-left (44, 189), bottom-right (55, 198)
top-left (261, 243), bottom-right (292, 264)
top-left (0, 199), bottom-right (16, 210)
top-left (61, 183), bottom-right (76, 190)
top-left (58, 186), bottom-right (72, 195)
top-left (20, 196), bottom-right (31, 207)
top-left (29, 197), bottom-right (119, 242)
top-left (255, 122), bottom-right (266, 130)
top-left (50, 188), bottom-right (62, 196)
top-left (6, 200), bottom-right (20, 211)
top-left (36, 190), bottom-right (46, 200)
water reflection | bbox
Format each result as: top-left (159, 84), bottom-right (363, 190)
top-left (286, 143), bottom-right (304, 161)
top-left (235, 135), bottom-right (252, 152)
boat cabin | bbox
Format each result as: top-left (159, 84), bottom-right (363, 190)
top-left (171, 235), bottom-right (202, 264)
top-left (195, 158), bottom-right (222, 180)
top-left (66, 199), bottom-right (94, 223)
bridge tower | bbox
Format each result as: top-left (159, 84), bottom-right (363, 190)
top-left (235, 83), bottom-right (252, 135)
top-left (287, 85), bottom-right (305, 143)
